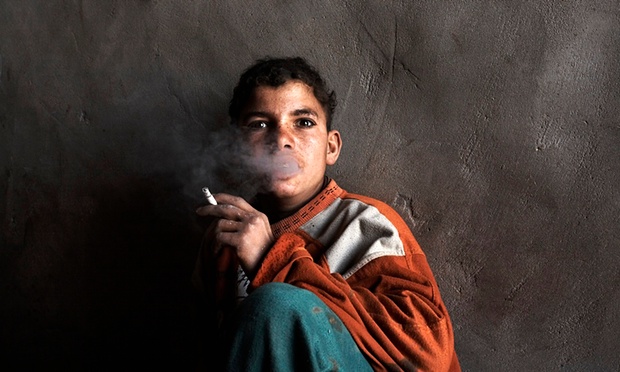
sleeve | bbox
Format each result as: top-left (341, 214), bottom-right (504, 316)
top-left (250, 202), bottom-right (460, 372)
top-left (191, 221), bottom-right (239, 371)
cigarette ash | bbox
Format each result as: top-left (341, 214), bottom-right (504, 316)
top-left (201, 187), bottom-right (217, 205)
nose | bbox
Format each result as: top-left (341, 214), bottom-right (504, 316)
top-left (272, 124), bottom-right (294, 150)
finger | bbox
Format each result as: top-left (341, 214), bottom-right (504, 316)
top-left (215, 231), bottom-right (241, 251)
top-left (195, 204), bottom-right (214, 216)
top-left (195, 192), bottom-right (246, 216)
top-left (196, 203), bottom-right (247, 221)
top-left (215, 219), bottom-right (241, 232)
top-left (212, 193), bottom-right (256, 213)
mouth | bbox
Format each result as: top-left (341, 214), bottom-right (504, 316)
top-left (247, 151), bottom-right (301, 181)
top-left (273, 156), bottom-right (300, 178)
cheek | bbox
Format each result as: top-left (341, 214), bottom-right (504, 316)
top-left (303, 136), bottom-right (323, 151)
top-left (244, 135), bottom-right (268, 152)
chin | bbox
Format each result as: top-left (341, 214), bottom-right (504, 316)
top-left (266, 180), bottom-right (299, 198)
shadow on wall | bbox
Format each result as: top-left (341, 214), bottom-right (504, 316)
top-left (2, 169), bottom-right (206, 370)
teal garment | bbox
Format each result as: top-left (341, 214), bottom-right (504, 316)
top-left (226, 282), bottom-right (374, 372)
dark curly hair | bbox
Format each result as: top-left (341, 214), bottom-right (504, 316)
top-left (228, 57), bottom-right (337, 130)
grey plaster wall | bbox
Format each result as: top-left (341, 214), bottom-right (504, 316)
top-left (1, 1), bottom-right (619, 371)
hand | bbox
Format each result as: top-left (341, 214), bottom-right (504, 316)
top-left (196, 193), bottom-right (274, 278)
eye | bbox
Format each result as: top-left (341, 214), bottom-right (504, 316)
top-left (297, 118), bottom-right (315, 127)
top-left (244, 120), bottom-right (269, 129)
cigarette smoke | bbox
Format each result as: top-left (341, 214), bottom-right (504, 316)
top-left (188, 125), bottom-right (301, 202)
top-left (246, 150), bottom-right (300, 179)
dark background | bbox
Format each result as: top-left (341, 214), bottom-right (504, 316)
top-left (1, 1), bottom-right (619, 371)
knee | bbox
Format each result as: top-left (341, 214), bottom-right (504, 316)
top-left (237, 282), bottom-right (324, 319)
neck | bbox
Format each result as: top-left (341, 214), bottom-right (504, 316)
top-left (255, 176), bottom-right (330, 223)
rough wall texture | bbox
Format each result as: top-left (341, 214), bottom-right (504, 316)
top-left (1, 1), bottom-right (619, 370)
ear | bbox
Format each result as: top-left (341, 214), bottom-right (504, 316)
top-left (326, 130), bottom-right (342, 165)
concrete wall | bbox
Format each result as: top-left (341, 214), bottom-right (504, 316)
top-left (1, 1), bottom-right (619, 370)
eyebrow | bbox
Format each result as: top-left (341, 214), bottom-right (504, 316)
top-left (291, 108), bottom-right (319, 118)
top-left (242, 111), bottom-right (269, 120)
top-left (242, 107), bottom-right (320, 120)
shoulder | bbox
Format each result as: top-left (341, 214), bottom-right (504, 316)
top-left (299, 187), bottom-right (424, 277)
top-left (339, 190), bottom-right (414, 236)
top-left (315, 181), bottom-right (414, 237)
top-left (337, 189), bottom-right (425, 256)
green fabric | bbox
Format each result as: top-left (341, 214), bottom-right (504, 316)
top-left (226, 282), bottom-right (373, 372)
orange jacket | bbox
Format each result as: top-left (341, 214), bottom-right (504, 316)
top-left (194, 180), bottom-right (460, 371)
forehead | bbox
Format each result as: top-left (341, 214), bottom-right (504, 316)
top-left (244, 81), bottom-right (325, 116)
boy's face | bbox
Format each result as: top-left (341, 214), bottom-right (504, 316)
top-left (239, 80), bottom-right (341, 211)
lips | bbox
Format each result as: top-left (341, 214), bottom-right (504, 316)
top-left (247, 151), bottom-right (301, 180)
top-left (270, 153), bottom-right (300, 179)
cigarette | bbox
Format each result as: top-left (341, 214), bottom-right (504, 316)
top-left (202, 187), bottom-right (217, 205)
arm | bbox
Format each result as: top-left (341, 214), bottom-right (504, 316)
top-left (250, 197), bottom-right (459, 372)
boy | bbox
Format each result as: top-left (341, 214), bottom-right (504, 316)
top-left (194, 57), bottom-right (460, 371)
